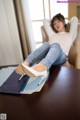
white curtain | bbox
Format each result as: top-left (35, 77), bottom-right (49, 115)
top-left (0, 0), bottom-right (23, 66)
top-left (20, 0), bottom-right (36, 52)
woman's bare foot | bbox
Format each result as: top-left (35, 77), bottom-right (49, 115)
top-left (31, 62), bottom-right (47, 72)
top-left (23, 61), bottom-right (29, 66)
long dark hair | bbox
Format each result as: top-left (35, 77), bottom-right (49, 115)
top-left (50, 13), bottom-right (70, 33)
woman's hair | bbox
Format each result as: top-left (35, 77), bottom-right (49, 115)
top-left (50, 13), bottom-right (70, 33)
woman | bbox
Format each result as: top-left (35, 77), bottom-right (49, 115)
top-left (16, 13), bottom-right (78, 77)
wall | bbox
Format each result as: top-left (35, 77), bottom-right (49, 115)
top-left (68, 3), bottom-right (80, 22)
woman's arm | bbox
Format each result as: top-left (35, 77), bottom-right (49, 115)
top-left (43, 19), bottom-right (55, 38)
top-left (69, 16), bottom-right (78, 41)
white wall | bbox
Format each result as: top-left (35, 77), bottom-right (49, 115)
top-left (0, 0), bottom-right (23, 66)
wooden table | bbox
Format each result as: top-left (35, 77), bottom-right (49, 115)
top-left (0, 66), bottom-right (80, 120)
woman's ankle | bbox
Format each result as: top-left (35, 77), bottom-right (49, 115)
top-left (31, 62), bottom-right (47, 72)
top-left (23, 61), bottom-right (29, 66)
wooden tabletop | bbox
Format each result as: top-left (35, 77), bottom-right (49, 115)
top-left (0, 66), bottom-right (80, 120)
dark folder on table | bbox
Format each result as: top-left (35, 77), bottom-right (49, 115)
top-left (0, 71), bottom-right (29, 94)
top-left (0, 67), bottom-right (49, 94)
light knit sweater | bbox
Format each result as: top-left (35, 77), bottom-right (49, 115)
top-left (43, 16), bottom-right (78, 55)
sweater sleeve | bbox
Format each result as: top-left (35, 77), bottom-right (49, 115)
top-left (69, 16), bottom-right (78, 41)
top-left (43, 19), bottom-right (55, 38)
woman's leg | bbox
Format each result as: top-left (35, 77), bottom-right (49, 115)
top-left (16, 43), bottom-right (67, 76)
top-left (25, 42), bottom-right (50, 66)
top-left (41, 43), bottom-right (67, 69)
top-left (32, 43), bottom-right (67, 71)
top-left (16, 42), bottom-right (50, 75)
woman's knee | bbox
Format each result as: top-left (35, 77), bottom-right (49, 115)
top-left (42, 42), bottom-right (50, 50)
top-left (43, 42), bottom-right (50, 46)
top-left (51, 43), bottom-right (61, 50)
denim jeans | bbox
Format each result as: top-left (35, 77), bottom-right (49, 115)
top-left (25, 42), bottom-right (67, 69)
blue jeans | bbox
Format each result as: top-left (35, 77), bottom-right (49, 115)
top-left (25, 42), bottom-right (67, 69)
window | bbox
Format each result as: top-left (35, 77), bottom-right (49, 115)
top-left (28, 0), bottom-right (68, 48)
top-left (50, 0), bottom-right (68, 18)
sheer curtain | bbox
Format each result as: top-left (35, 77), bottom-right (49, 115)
top-left (13, 0), bottom-right (36, 59)
top-left (0, 0), bottom-right (23, 66)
